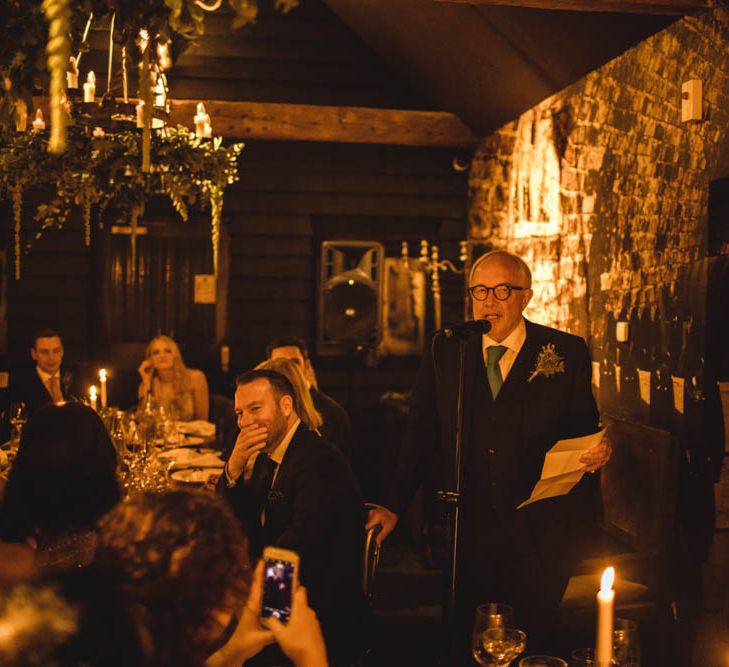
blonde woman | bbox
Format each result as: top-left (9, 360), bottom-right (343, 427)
top-left (138, 335), bottom-right (209, 421)
top-left (255, 357), bottom-right (323, 433)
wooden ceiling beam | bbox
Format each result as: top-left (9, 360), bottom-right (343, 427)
top-left (33, 97), bottom-right (478, 148)
top-left (168, 100), bottom-right (478, 148)
top-left (433, 0), bottom-right (712, 15)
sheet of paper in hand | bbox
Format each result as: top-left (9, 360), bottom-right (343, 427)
top-left (517, 428), bottom-right (606, 509)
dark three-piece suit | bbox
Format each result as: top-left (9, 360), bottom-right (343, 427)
top-left (218, 424), bottom-right (367, 666)
top-left (8, 365), bottom-right (81, 416)
top-left (387, 318), bottom-right (601, 656)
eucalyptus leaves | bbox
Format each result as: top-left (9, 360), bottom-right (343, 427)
top-left (0, 125), bottom-right (243, 278)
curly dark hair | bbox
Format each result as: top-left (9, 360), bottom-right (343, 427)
top-left (0, 402), bottom-right (121, 543)
top-left (96, 490), bottom-right (252, 666)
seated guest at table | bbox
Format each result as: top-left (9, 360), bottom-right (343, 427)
top-left (267, 336), bottom-right (352, 461)
top-left (256, 358), bottom-right (324, 434)
top-left (8, 328), bottom-right (78, 416)
top-left (217, 369), bottom-right (366, 666)
top-left (97, 489), bottom-right (328, 667)
top-left (137, 335), bottom-right (209, 421)
top-left (0, 402), bottom-right (121, 573)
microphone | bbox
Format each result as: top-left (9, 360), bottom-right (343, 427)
top-left (438, 319), bottom-right (492, 338)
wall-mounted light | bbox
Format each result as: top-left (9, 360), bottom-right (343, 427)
top-left (681, 79), bottom-right (702, 123)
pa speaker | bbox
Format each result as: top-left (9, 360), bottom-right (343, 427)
top-left (318, 241), bottom-right (384, 351)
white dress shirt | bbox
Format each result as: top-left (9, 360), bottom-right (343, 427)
top-left (481, 318), bottom-right (527, 381)
top-left (36, 366), bottom-right (63, 402)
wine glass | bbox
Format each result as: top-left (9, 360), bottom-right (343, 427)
top-left (569, 648), bottom-right (594, 666)
top-left (476, 627), bottom-right (526, 666)
top-left (613, 618), bottom-right (640, 666)
top-left (519, 658), bottom-right (567, 667)
top-left (472, 603), bottom-right (515, 666)
top-left (8, 402), bottom-right (28, 453)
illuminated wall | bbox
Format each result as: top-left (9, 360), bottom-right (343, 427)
top-left (469, 7), bottom-right (729, 348)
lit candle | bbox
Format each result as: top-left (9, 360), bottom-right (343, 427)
top-left (136, 100), bottom-right (145, 129)
top-left (31, 109), bottom-right (46, 131)
top-left (99, 369), bottom-right (108, 409)
top-left (89, 385), bottom-right (98, 411)
top-left (194, 102), bottom-right (209, 137)
top-left (203, 120), bottom-right (212, 139)
top-left (83, 70), bottom-right (96, 103)
top-left (596, 566), bottom-right (615, 666)
top-left (66, 56), bottom-right (79, 89)
top-left (220, 345), bottom-right (230, 373)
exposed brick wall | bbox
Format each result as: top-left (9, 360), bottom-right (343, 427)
top-left (468, 7), bottom-right (729, 426)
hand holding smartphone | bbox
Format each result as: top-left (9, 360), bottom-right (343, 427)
top-left (261, 547), bottom-right (299, 626)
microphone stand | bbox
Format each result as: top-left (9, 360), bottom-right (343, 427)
top-left (434, 332), bottom-right (468, 655)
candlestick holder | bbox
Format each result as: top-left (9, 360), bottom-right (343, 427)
top-left (400, 240), bottom-right (468, 331)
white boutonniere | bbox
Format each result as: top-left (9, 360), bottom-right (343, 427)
top-left (527, 343), bottom-right (565, 382)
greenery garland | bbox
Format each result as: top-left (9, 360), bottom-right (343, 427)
top-left (0, 125), bottom-right (243, 278)
top-left (0, 0), bottom-right (300, 137)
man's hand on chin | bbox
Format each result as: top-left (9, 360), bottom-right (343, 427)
top-left (365, 506), bottom-right (399, 545)
top-left (227, 424), bottom-right (268, 481)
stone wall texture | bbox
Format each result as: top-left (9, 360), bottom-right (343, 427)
top-left (470, 7), bottom-right (729, 328)
top-left (469, 7), bottom-right (729, 429)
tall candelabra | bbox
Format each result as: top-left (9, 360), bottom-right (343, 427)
top-left (401, 240), bottom-right (469, 331)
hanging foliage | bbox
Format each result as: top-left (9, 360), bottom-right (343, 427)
top-left (0, 125), bottom-right (243, 277)
top-left (0, 0), bottom-right (300, 137)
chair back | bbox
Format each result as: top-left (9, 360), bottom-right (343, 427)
top-left (601, 416), bottom-right (679, 554)
top-left (363, 523), bottom-right (382, 604)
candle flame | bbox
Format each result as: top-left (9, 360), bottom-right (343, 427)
top-left (89, 385), bottom-right (98, 399)
top-left (99, 369), bottom-right (107, 381)
top-left (600, 566), bottom-right (615, 593)
top-left (87, 70), bottom-right (95, 85)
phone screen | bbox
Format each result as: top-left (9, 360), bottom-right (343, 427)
top-left (262, 557), bottom-right (295, 624)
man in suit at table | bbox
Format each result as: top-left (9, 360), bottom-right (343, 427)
top-left (9, 329), bottom-right (74, 416)
top-left (217, 368), bottom-right (366, 666)
top-left (367, 250), bottom-right (612, 657)
top-left (267, 336), bottom-right (353, 462)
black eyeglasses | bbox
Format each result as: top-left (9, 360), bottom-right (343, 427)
top-left (469, 284), bottom-right (526, 301)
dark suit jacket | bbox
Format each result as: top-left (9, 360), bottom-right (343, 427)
top-left (310, 387), bottom-right (352, 462)
top-left (218, 424), bottom-right (366, 665)
top-left (387, 319), bottom-right (600, 640)
top-left (8, 365), bottom-right (81, 417)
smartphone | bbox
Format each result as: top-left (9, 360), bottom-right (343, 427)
top-left (261, 546), bottom-right (299, 625)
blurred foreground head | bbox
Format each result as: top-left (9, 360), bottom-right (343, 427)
top-left (0, 568), bottom-right (148, 667)
top-left (97, 490), bottom-right (252, 666)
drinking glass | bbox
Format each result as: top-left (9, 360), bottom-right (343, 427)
top-left (613, 618), bottom-right (640, 666)
top-left (476, 628), bottom-right (526, 666)
top-left (570, 648), bottom-right (594, 666)
top-left (8, 402), bottom-right (28, 452)
top-left (472, 603), bottom-right (515, 666)
top-left (519, 658), bottom-right (567, 667)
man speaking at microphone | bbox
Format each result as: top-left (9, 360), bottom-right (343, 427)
top-left (367, 250), bottom-right (611, 657)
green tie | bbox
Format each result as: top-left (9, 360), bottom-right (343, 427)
top-left (486, 345), bottom-right (507, 399)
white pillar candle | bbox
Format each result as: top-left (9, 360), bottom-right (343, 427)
top-left (89, 385), bottom-right (98, 412)
top-left (99, 369), bottom-right (107, 409)
top-left (136, 101), bottom-right (145, 129)
top-left (31, 109), bottom-right (46, 131)
top-left (202, 120), bottom-right (212, 139)
top-left (596, 566), bottom-right (615, 666)
top-left (67, 56), bottom-right (79, 89)
top-left (194, 102), bottom-right (209, 137)
top-left (83, 71), bottom-right (96, 103)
